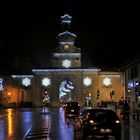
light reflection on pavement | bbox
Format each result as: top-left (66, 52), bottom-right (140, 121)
top-left (0, 107), bottom-right (140, 140)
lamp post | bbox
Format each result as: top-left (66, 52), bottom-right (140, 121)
top-left (8, 92), bottom-right (11, 99)
top-left (128, 88), bottom-right (131, 93)
top-left (8, 92), bottom-right (11, 107)
top-left (127, 88), bottom-right (131, 102)
top-left (88, 93), bottom-right (91, 107)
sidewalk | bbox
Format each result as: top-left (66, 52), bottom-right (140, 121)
top-left (115, 108), bottom-right (140, 128)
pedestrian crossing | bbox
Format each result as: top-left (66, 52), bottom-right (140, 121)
top-left (23, 111), bottom-right (51, 140)
top-left (24, 124), bottom-right (50, 140)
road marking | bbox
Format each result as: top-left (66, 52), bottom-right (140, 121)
top-left (22, 124), bottom-right (33, 140)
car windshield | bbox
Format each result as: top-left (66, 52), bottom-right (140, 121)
top-left (84, 109), bottom-right (118, 121)
top-left (66, 102), bottom-right (79, 108)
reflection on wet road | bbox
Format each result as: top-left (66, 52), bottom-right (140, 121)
top-left (0, 107), bottom-right (140, 140)
top-left (0, 108), bottom-right (34, 140)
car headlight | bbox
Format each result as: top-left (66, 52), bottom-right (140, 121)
top-left (89, 119), bottom-right (95, 124)
top-left (115, 120), bottom-right (120, 124)
top-left (100, 128), bottom-right (112, 133)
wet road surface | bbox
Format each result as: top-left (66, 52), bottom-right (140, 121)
top-left (0, 107), bottom-right (140, 140)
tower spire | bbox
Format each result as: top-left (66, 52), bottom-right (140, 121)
top-left (60, 14), bottom-right (72, 31)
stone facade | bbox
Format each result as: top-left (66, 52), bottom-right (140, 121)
top-left (0, 70), bottom-right (124, 108)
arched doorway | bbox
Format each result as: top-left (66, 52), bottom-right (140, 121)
top-left (59, 79), bottom-right (74, 103)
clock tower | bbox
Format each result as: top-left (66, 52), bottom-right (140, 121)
top-left (52, 14), bottom-right (81, 68)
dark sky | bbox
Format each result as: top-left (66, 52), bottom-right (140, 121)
top-left (0, 1), bottom-right (139, 74)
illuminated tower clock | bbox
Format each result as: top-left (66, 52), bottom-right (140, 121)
top-left (52, 14), bottom-right (81, 68)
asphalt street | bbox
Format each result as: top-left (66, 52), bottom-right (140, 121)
top-left (0, 107), bottom-right (140, 140)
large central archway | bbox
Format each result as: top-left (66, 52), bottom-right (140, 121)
top-left (59, 79), bottom-right (74, 103)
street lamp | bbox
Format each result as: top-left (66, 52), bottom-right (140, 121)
top-left (44, 89), bottom-right (48, 94)
top-left (8, 92), bottom-right (11, 104)
top-left (128, 88), bottom-right (131, 93)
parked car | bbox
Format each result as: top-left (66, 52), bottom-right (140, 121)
top-left (74, 108), bottom-right (122, 140)
top-left (64, 101), bottom-right (80, 118)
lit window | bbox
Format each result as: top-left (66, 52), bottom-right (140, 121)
top-left (64, 45), bottom-right (69, 50)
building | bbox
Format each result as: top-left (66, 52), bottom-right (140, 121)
top-left (0, 14), bottom-right (125, 108)
top-left (120, 55), bottom-right (140, 112)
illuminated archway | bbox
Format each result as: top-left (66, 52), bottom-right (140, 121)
top-left (59, 79), bottom-right (74, 102)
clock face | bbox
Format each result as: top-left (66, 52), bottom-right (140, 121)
top-left (62, 59), bottom-right (71, 68)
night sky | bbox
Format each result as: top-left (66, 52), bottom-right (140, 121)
top-left (0, 1), bottom-right (139, 74)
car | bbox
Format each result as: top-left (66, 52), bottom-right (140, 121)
top-left (64, 101), bottom-right (80, 118)
top-left (61, 102), bottom-right (68, 109)
top-left (74, 108), bottom-right (122, 140)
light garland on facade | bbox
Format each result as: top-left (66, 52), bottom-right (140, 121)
top-left (53, 53), bottom-right (81, 58)
top-left (61, 14), bottom-right (72, 24)
top-left (58, 31), bottom-right (77, 38)
top-left (12, 75), bottom-right (33, 78)
top-left (59, 41), bottom-right (74, 45)
top-left (32, 68), bottom-right (100, 73)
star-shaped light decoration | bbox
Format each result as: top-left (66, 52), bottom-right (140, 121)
top-left (22, 77), bottom-right (31, 87)
top-left (42, 77), bottom-right (51, 87)
top-left (62, 59), bottom-right (71, 68)
top-left (83, 77), bottom-right (92, 86)
top-left (103, 77), bottom-right (111, 86)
